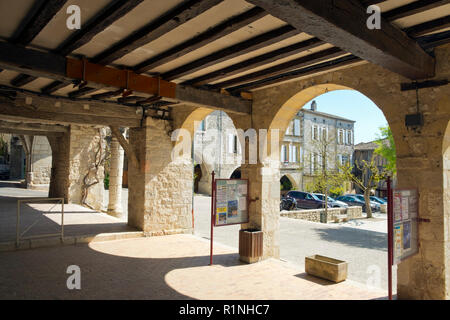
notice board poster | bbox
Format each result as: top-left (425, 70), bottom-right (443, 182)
top-left (214, 179), bottom-right (249, 226)
top-left (392, 189), bottom-right (419, 264)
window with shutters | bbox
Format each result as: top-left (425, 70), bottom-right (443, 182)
top-left (293, 119), bottom-right (300, 136)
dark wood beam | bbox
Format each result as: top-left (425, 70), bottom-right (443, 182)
top-left (360, 0), bottom-right (384, 7)
top-left (247, 0), bottom-right (435, 80)
top-left (41, 81), bottom-right (72, 94)
top-left (162, 25), bottom-right (298, 81)
top-left (0, 120), bottom-right (69, 136)
top-left (405, 15), bottom-right (450, 37)
top-left (0, 42), bottom-right (251, 114)
top-left (183, 37), bottom-right (325, 86)
top-left (9, 0), bottom-right (68, 87)
top-left (226, 55), bottom-right (362, 92)
top-left (68, 87), bottom-right (100, 98)
top-left (37, 0), bottom-right (145, 93)
top-left (417, 30), bottom-right (450, 49)
top-left (384, 1), bottom-right (450, 21)
top-left (0, 89), bottom-right (142, 127)
top-left (56, 0), bottom-right (145, 55)
top-left (211, 47), bottom-right (345, 89)
top-left (11, 0), bottom-right (68, 45)
top-left (91, 89), bottom-right (124, 100)
top-left (133, 7), bottom-right (267, 74)
top-left (92, 0), bottom-right (223, 65)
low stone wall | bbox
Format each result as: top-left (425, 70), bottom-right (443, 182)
top-left (280, 206), bottom-right (363, 223)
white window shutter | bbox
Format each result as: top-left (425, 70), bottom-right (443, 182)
top-left (228, 133), bottom-right (234, 153)
top-left (294, 119), bottom-right (300, 136)
top-left (293, 146), bottom-right (297, 162)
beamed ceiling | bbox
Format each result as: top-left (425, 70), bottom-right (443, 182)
top-left (0, 0), bottom-right (449, 116)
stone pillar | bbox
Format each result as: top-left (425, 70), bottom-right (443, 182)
top-left (241, 160), bottom-right (280, 260)
top-left (107, 136), bottom-right (124, 217)
top-left (48, 133), bottom-right (70, 201)
top-left (128, 117), bottom-right (193, 235)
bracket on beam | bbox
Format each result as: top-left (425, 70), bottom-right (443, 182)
top-left (401, 79), bottom-right (449, 91)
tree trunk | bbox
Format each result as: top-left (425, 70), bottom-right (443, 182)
top-left (364, 188), bottom-right (372, 218)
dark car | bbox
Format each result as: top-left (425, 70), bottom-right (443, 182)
top-left (286, 191), bottom-right (330, 209)
top-left (280, 196), bottom-right (296, 211)
top-left (370, 196), bottom-right (386, 204)
top-left (335, 195), bottom-right (367, 211)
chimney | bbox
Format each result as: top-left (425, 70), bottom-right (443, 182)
top-left (311, 100), bottom-right (317, 112)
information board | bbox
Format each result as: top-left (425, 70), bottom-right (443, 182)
top-left (214, 179), bottom-right (249, 226)
top-left (392, 189), bottom-right (419, 264)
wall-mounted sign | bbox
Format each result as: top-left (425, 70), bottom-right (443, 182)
top-left (214, 179), bottom-right (249, 226)
top-left (392, 189), bottom-right (419, 264)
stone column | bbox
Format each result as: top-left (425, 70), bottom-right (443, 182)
top-left (128, 117), bottom-right (193, 235)
top-left (107, 136), bottom-right (124, 217)
top-left (48, 133), bottom-right (70, 202)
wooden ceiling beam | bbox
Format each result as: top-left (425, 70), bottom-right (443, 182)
top-left (247, 0), bottom-right (435, 80)
top-left (183, 37), bottom-right (325, 86)
top-left (211, 47), bottom-right (345, 89)
top-left (384, 0), bottom-right (450, 21)
top-left (226, 55), bottom-right (363, 92)
top-left (0, 42), bottom-right (250, 114)
top-left (92, 0), bottom-right (223, 65)
top-left (162, 25), bottom-right (299, 81)
top-left (39, 0), bottom-right (145, 93)
top-left (9, 0), bottom-right (68, 88)
top-left (405, 15), bottom-right (450, 37)
top-left (133, 6), bottom-right (268, 74)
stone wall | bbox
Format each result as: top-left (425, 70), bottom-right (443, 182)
top-left (128, 117), bottom-right (193, 236)
top-left (280, 206), bottom-right (362, 222)
top-left (29, 136), bottom-right (52, 187)
top-left (67, 126), bottom-right (106, 211)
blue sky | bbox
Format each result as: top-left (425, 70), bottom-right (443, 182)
top-left (302, 90), bottom-right (388, 144)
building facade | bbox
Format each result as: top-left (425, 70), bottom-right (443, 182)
top-left (281, 101), bottom-right (355, 192)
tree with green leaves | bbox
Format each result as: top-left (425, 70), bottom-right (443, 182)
top-left (374, 126), bottom-right (396, 176)
top-left (304, 130), bottom-right (349, 220)
top-left (340, 156), bottom-right (388, 218)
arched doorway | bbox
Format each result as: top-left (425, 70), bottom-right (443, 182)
top-left (230, 167), bottom-right (241, 179)
top-left (272, 87), bottom-right (393, 292)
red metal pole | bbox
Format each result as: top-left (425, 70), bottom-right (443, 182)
top-left (210, 171), bottom-right (215, 266)
top-left (387, 176), bottom-right (393, 300)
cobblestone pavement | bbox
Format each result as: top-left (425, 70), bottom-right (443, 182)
top-left (0, 234), bottom-right (386, 300)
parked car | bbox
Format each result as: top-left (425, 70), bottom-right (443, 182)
top-left (280, 196), bottom-right (296, 211)
top-left (313, 193), bottom-right (348, 208)
top-left (370, 196), bottom-right (386, 204)
top-left (350, 194), bottom-right (381, 212)
top-left (0, 163), bottom-right (10, 180)
top-left (337, 194), bottom-right (380, 212)
top-left (285, 191), bottom-right (331, 209)
top-left (335, 195), bottom-right (366, 210)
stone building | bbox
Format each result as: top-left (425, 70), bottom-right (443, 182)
top-left (281, 100), bottom-right (355, 191)
top-left (193, 110), bottom-right (242, 194)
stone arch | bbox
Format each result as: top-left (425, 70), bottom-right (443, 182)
top-left (280, 173), bottom-right (298, 190)
top-left (228, 166), bottom-right (242, 179)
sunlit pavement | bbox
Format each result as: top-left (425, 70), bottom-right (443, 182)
top-left (0, 234), bottom-right (387, 300)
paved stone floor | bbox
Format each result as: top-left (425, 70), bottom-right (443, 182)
top-left (0, 234), bottom-right (387, 300)
top-left (194, 195), bottom-right (396, 292)
top-left (0, 185), bottom-right (134, 243)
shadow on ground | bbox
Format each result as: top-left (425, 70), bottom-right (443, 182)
top-left (0, 243), bottom-right (243, 299)
top-left (312, 226), bottom-right (387, 251)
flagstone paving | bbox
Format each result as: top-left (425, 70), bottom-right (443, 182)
top-left (0, 234), bottom-right (387, 300)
